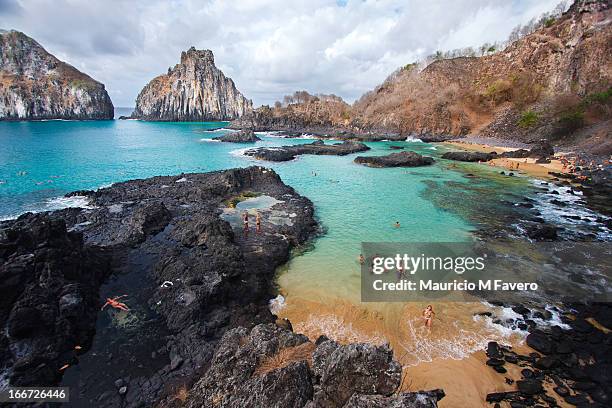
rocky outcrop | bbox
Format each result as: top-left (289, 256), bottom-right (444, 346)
top-left (181, 323), bottom-right (445, 408)
top-left (0, 214), bottom-right (109, 386)
top-left (213, 129), bottom-right (261, 143)
top-left (354, 151), bottom-right (434, 167)
top-left (245, 140), bottom-right (370, 162)
top-left (132, 47), bottom-right (252, 121)
top-left (0, 166), bottom-right (317, 406)
top-left (0, 30), bottom-right (114, 120)
top-left (441, 151), bottom-right (498, 162)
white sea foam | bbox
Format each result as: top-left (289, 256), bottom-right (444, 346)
top-left (405, 137), bottom-right (423, 143)
top-left (269, 294), bottom-right (286, 314)
top-left (44, 195), bottom-right (95, 211)
top-left (199, 138), bottom-right (220, 143)
top-left (294, 314), bottom-right (386, 345)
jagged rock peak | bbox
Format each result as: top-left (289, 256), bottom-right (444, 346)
top-left (132, 47), bottom-right (253, 121)
top-left (0, 29), bottom-right (114, 120)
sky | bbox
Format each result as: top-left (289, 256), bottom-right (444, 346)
top-left (1, 0), bottom-right (565, 107)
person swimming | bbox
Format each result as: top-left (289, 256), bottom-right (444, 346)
top-left (394, 221), bottom-right (400, 228)
top-left (422, 305), bottom-right (435, 330)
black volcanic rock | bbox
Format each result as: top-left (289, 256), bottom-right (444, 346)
top-left (182, 323), bottom-right (444, 408)
top-left (0, 213), bottom-right (110, 386)
top-left (245, 140), bottom-right (370, 162)
top-left (0, 30), bottom-right (114, 120)
top-left (1, 166), bottom-right (318, 406)
top-left (441, 151), bottom-right (497, 162)
top-left (354, 151), bottom-right (434, 167)
top-left (213, 129), bottom-right (261, 143)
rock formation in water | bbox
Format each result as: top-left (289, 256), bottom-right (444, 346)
top-left (245, 140), bottom-right (370, 162)
top-left (0, 30), bottom-right (114, 120)
top-left (354, 151), bottom-right (434, 167)
top-left (132, 47), bottom-right (252, 121)
top-left (213, 129), bottom-right (261, 143)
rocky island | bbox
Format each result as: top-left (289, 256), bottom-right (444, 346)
top-left (213, 129), bottom-right (261, 143)
top-left (354, 151), bottom-right (434, 168)
top-left (132, 47), bottom-right (252, 121)
top-left (244, 140), bottom-right (370, 162)
top-left (0, 30), bottom-right (114, 120)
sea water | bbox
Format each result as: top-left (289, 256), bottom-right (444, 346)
top-left (0, 120), bottom-right (606, 365)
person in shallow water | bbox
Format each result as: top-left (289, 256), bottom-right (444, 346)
top-left (422, 305), bottom-right (435, 331)
top-left (394, 221), bottom-right (400, 228)
top-left (242, 211), bottom-right (249, 236)
top-left (358, 254), bottom-right (365, 264)
top-left (255, 211), bottom-right (262, 233)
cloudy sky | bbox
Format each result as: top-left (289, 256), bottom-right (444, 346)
top-left (1, 0), bottom-right (565, 107)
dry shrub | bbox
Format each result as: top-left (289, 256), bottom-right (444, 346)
top-left (253, 342), bottom-right (316, 376)
top-left (174, 385), bottom-right (189, 403)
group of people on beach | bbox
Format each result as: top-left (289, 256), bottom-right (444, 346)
top-left (242, 210), bottom-right (262, 236)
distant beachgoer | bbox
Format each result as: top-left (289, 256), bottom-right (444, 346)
top-left (255, 211), bottom-right (262, 233)
top-left (394, 221), bottom-right (400, 228)
top-left (242, 211), bottom-right (249, 235)
top-left (422, 305), bottom-right (435, 330)
top-left (359, 254), bottom-right (365, 265)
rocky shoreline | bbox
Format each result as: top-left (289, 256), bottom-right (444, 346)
top-left (244, 140), bottom-right (370, 162)
top-left (213, 129), bottom-right (261, 143)
top-left (0, 166), bottom-right (447, 407)
top-left (1, 167), bottom-right (317, 406)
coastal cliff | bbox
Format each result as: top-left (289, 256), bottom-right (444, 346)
top-left (132, 47), bottom-right (252, 121)
top-left (0, 30), bottom-right (114, 120)
top-left (232, 0), bottom-right (611, 154)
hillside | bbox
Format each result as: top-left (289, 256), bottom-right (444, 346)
top-left (353, 0), bottom-right (611, 152)
top-left (233, 0), bottom-right (611, 154)
top-left (0, 30), bottom-right (114, 120)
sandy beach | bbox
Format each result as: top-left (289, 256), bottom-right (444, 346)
top-left (443, 139), bottom-right (569, 180)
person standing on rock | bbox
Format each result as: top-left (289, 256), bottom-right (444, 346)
top-left (255, 211), bottom-right (262, 233)
top-left (242, 211), bottom-right (249, 236)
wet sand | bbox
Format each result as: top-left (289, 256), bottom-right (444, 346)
top-left (276, 294), bottom-right (528, 407)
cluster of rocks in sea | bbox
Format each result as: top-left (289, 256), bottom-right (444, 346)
top-left (213, 129), bottom-right (261, 143)
top-left (244, 140), bottom-right (370, 162)
top-left (481, 303), bottom-right (611, 408)
top-left (354, 151), bottom-right (435, 168)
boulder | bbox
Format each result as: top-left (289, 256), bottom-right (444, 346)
top-left (441, 151), bottom-right (497, 162)
top-left (354, 151), bottom-right (435, 168)
top-left (213, 129), bottom-right (261, 143)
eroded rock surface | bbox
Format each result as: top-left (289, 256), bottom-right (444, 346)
top-left (132, 47), bottom-right (252, 121)
top-left (0, 30), bottom-right (114, 120)
top-left (213, 129), bottom-right (261, 143)
top-left (182, 323), bottom-right (444, 408)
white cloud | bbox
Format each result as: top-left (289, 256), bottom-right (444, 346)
top-left (1, 0), bottom-right (566, 107)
